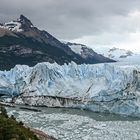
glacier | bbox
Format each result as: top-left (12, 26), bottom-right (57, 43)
top-left (1, 62), bottom-right (140, 117)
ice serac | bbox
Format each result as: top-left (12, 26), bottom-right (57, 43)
top-left (1, 62), bottom-right (140, 117)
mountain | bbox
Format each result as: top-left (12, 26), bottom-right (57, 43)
top-left (66, 41), bottom-right (140, 64)
top-left (0, 15), bottom-right (115, 70)
top-left (0, 62), bottom-right (140, 117)
top-left (102, 47), bottom-right (133, 60)
top-left (93, 46), bottom-right (140, 64)
top-left (64, 42), bottom-right (115, 63)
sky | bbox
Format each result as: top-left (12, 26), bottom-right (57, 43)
top-left (0, 0), bottom-right (140, 52)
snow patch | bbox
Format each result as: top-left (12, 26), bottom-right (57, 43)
top-left (69, 44), bottom-right (83, 55)
top-left (0, 21), bottom-right (23, 32)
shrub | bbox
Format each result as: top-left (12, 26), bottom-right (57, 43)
top-left (0, 111), bottom-right (39, 140)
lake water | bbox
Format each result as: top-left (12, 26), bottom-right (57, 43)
top-left (6, 106), bottom-right (140, 140)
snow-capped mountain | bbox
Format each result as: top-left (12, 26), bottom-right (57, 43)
top-left (0, 15), bottom-right (115, 70)
top-left (1, 62), bottom-right (140, 117)
top-left (0, 15), bottom-right (34, 32)
top-left (104, 47), bottom-right (133, 59)
top-left (66, 42), bottom-right (140, 64)
top-left (94, 47), bottom-right (133, 60)
top-left (64, 42), bottom-right (115, 63)
top-left (94, 46), bottom-right (140, 65)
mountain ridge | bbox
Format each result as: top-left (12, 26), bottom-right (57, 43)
top-left (0, 15), bottom-right (115, 70)
top-left (66, 42), bottom-right (140, 64)
top-left (64, 41), bottom-right (115, 64)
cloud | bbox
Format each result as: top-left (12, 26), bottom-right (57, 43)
top-left (69, 32), bottom-right (140, 52)
top-left (69, 9), bottom-right (140, 52)
top-left (0, 0), bottom-right (140, 51)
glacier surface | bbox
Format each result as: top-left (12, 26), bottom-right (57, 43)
top-left (1, 62), bottom-right (140, 117)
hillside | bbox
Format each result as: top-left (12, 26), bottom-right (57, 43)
top-left (64, 42), bottom-right (115, 63)
top-left (0, 106), bottom-right (56, 140)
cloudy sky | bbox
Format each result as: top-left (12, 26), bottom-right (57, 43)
top-left (1, 0), bottom-right (140, 52)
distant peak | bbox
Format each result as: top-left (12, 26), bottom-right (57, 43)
top-left (19, 15), bottom-right (29, 22)
top-left (18, 14), bottom-right (33, 29)
top-left (0, 15), bottom-right (34, 32)
top-left (20, 14), bottom-right (26, 19)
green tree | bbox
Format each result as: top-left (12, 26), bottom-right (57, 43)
top-left (0, 106), bottom-right (8, 118)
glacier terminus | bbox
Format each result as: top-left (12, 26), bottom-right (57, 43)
top-left (1, 62), bottom-right (140, 117)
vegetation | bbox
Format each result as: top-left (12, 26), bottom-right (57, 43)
top-left (0, 106), bottom-right (39, 140)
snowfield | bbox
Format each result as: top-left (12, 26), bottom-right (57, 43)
top-left (1, 62), bottom-right (140, 117)
top-left (0, 21), bottom-right (23, 32)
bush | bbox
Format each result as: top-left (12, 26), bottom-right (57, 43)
top-left (0, 106), bottom-right (8, 118)
top-left (18, 121), bottom-right (24, 126)
top-left (11, 115), bottom-right (16, 120)
top-left (0, 109), bottom-right (39, 140)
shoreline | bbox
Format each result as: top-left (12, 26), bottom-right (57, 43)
top-left (31, 128), bottom-right (57, 140)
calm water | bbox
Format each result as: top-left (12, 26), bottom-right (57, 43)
top-left (6, 105), bottom-right (140, 140)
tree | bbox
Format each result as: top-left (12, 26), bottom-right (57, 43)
top-left (19, 121), bottom-right (24, 126)
top-left (0, 106), bottom-right (8, 118)
top-left (11, 115), bottom-right (16, 120)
